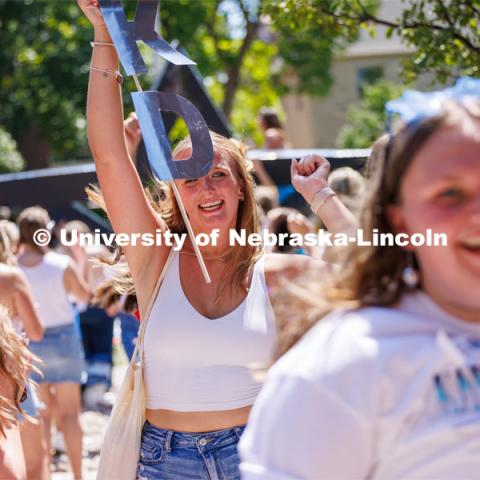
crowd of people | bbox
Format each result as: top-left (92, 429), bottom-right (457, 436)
top-left (0, 2), bottom-right (479, 479)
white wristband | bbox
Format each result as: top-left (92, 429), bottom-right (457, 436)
top-left (310, 187), bottom-right (336, 214)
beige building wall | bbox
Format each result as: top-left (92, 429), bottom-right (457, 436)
top-left (281, 92), bottom-right (317, 148)
top-left (280, 0), bottom-right (436, 148)
top-left (308, 55), bottom-right (406, 148)
top-left (282, 55), bottom-right (407, 148)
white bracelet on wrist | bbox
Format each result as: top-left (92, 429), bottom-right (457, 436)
top-left (310, 187), bottom-right (336, 214)
top-left (90, 41), bottom-right (115, 48)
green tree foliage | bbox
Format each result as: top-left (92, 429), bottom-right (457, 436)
top-left (0, 0), bottom-right (286, 167)
top-left (0, 0), bottom-right (369, 169)
top-left (264, 0), bottom-right (379, 96)
top-left (0, 126), bottom-right (25, 173)
top-left (336, 80), bottom-right (405, 148)
top-left (158, 0), bottom-right (283, 144)
top-left (0, 0), bottom-right (94, 168)
top-left (396, 0), bottom-right (480, 82)
top-left (265, 0), bottom-right (480, 85)
top-left (2, 0), bottom-right (479, 170)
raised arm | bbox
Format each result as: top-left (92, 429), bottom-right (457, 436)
top-left (78, 1), bottom-right (170, 297)
top-left (291, 155), bottom-right (358, 236)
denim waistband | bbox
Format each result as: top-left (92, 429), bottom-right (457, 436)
top-left (143, 421), bottom-right (246, 453)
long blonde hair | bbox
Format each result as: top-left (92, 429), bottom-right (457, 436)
top-left (0, 306), bottom-right (40, 435)
top-left (276, 100), bottom-right (480, 357)
top-left (88, 131), bottom-right (261, 303)
top-left (0, 222), bottom-right (16, 266)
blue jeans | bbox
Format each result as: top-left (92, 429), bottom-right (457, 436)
top-left (137, 421), bottom-right (246, 480)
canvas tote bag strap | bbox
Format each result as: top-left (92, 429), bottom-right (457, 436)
top-left (129, 248), bottom-right (176, 368)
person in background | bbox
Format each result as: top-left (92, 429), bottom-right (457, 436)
top-left (0, 222), bottom-right (43, 342)
top-left (0, 221), bottom-right (20, 254)
top-left (0, 306), bottom-right (41, 480)
top-left (16, 206), bottom-right (91, 480)
top-left (59, 219), bottom-right (116, 402)
top-left (364, 133), bottom-right (390, 179)
top-left (266, 207), bottom-right (320, 257)
top-left (258, 107), bottom-right (290, 151)
top-left (317, 166), bottom-right (367, 264)
top-left (254, 185), bottom-right (279, 230)
top-left (327, 166), bottom-right (366, 219)
top-left (0, 206), bottom-right (12, 221)
top-left (0, 221), bottom-right (48, 480)
top-left (252, 108), bottom-right (290, 195)
top-left (240, 97), bottom-right (480, 479)
top-left (92, 279), bottom-right (139, 361)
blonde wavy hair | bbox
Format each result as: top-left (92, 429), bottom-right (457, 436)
top-left (88, 131), bottom-right (262, 303)
top-left (276, 99), bottom-right (480, 357)
top-left (0, 306), bottom-right (41, 435)
top-left (0, 222), bottom-right (16, 266)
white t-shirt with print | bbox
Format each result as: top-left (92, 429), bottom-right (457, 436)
top-left (239, 292), bottom-right (480, 480)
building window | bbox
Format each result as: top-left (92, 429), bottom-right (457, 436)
top-left (357, 66), bottom-right (384, 97)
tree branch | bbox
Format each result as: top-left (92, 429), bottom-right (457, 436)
top-left (435, 0), bottom-right (454, 28)
top-left (238, 0), bottom-right (250, 23)
top-left (458, 0), bottom-right (480, 17)
top-left (221, 19), bottom-right (259, 119)
top-left (318, 1), bottom-right (480, 53)
top-left (205, 1), bottom-right (222, 55)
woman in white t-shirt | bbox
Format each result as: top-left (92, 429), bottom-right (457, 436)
top-left (240, 92), bottom-right (480, 479)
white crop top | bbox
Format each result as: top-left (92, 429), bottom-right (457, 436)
top-left (143, 252), bottom-right (277, 411)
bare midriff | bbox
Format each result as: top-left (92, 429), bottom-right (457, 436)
top-left (146, 405), bottom-right (252, 433)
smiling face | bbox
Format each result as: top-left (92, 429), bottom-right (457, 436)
top-left (388, 115), bottom-right (480, 320)
top-left (174, 147), bottom-right (244, 235)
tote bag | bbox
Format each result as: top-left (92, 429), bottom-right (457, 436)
top-left (96, 249), bottom-right (175, 480)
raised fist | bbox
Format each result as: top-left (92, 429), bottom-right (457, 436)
top-left (291, 154), bottom-right (331, 204)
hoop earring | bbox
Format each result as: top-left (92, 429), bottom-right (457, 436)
top-left (402, 251), bottom-right (419, 288)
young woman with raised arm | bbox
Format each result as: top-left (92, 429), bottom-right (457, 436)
top-left (78, 2), bottom-right (357, 478)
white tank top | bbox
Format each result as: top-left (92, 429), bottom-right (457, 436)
top-left (144, 253), bottom-right (277, 411)
top-left (19, 251), bottom-right (74, 329)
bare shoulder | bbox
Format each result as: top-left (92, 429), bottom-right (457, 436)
top-left (0, 266), bottom-right (27, 313)
top-left (0, 264), bottom-right (23, 286)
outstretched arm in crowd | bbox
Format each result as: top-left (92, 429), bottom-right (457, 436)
top-left (78, 0), bottom-right (170, 311)
top-left (292, 155), bottom-right (358, 236)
